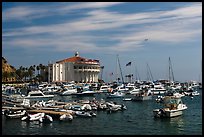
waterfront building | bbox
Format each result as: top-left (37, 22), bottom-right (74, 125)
top-left (48, 52), bottom-right (100, 83)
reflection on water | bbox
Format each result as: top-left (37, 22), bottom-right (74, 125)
top-left (169, 116), bottom-right (185, 133)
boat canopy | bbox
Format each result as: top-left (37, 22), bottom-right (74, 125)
top-left (163, 96), bottom-right (182, 105)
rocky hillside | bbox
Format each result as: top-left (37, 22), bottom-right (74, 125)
top-left (2, 57), bottom-right (16, 82)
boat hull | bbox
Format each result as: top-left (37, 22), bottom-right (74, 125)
top-left (153, 108), bottom-right (184, 118)
top-left (132, 95), bottom-right (152, 101)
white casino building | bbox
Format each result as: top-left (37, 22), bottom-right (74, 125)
top-left (48, 52), bottom-right (101, 83)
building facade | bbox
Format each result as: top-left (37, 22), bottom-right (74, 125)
top-left (48, 52), bottom-right (101, 83)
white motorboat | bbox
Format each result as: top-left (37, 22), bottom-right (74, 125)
top-left (5, 110), bottom-right (26, 119)
top-left (21, 112), bottom-right (45, 121)
top-left (60, 86), bottom-right (77, 96)
top-left (106, 101), bottom-right (127, 113)
top-left (59, 114), bottom-right (73, 121)
top-left (72, 87), bottom-right (96, 96)
top-left (107, 90), bottom-right (125, 98)
top-left (39, 114), bottom-right (53, 123)
top-left (153, 96), bottom-right (187, 118)
top-left (123, 98), bottom-right (132, 101)
top-left (126, 84), bottom-right (140, 95)
top-left (132, 89), bottom-right (152, 101)
top-left (150, 83), bottom-right (166, 95)
top-left (24, 90), bottom-right (54, 100)
top-left (191, 90), bottom-right (200, 96)
top-left (98, 85), bottom-right (111, 93)
top-left (75, 111), bottom-right (92, 117)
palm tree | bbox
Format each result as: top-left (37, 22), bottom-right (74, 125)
top-left (16, 66), bottom-right (24, 81)
top-left (33, 65), bottom-right (36, 77)
top-left (23, 67), bottom-right (27, 81)
top-left (100, 66), bottom-right (104, 80)
top-left (36, 65), bottom-right (40, 76)
top-left (40, 64), bottom-right (46, 82)
top-left (28, 66), bottom-right (34, 81)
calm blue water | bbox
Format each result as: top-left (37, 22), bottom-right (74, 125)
top-left (2, 89), bottom-right (202, 135)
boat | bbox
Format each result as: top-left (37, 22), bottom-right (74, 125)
top-left (184, 89), bottom-right (200, 96)
top-left (59, 86), bottom-right (77, 96)
top-left (132, 89), bottom-right (152, 101)
top-left (21, 112), bottom-right (45, 121)
top-left (4, 110), bottom-right (27, 119)
top-left (106, 101), bottom-right (127, 113)
top-left (107, 90), bottom-right (125, 98)
top-left (75, 111), bottom-right (93, 117)
top-left (165, 88), bottom-right (185, 98)
top-left (191, 90), bottom-right (200, 96)
top-left (153, 96), bottom-right (187, 118)
top-left (24, 90), bottom-right (55, 100)
top-left (98, 85), bottom-right (111, 93)
top-left (116, 84), bottom-right (129, 94)
top-left (123, 98), bottom-right (132, 101)
top-left (59, 114), bottom-right (73, 121)
top-left (89, 111), bottom-right (97, 117)
top-left (126, 84), bottom-right (140, 95)
top-left (155, 95), bottom-right (165, 103)
top-left (71, 87), bottom-right (96, 96)
top-left (150, 82), bottom-right (166, 95)
top-left (39, 114), bottom-right (53, 123)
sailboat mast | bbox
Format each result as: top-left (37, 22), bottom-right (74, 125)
top-left (147, 63), bottom-right (153, 81)
top-left (169, 57), bottom-right (175, 82)
top-left (169, 57), bottom-right (171, 82)
top-left (117, 54), bottom-right (124, 84)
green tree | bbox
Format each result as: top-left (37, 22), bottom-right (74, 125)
top-left (28, 66), bottom-right (34, 81)
top-left (36, 65), bottom-right (40, 76)
top-left (2, 71), bottom-right (9, 82)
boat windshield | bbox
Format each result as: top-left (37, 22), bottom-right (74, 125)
top-left (164, 97), bottom-right (182, 105)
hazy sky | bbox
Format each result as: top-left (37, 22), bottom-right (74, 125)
top-left (2, 2), bottom-right (202, 83)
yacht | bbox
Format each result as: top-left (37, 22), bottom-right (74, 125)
top-left (24, 90), bottom-right (55, 100)
top-left (71, 86), bottom-right (96, 96)
top-left (132, 89), bottom-right (152, 101)
top-left (98, 85), bottom-right (111, 93)
top-left (150, 82), bottom-right (166, 95)
top-left (60, 86), bottom-right (77, 96)
top-left (107, 89), bottom-right (125, 98)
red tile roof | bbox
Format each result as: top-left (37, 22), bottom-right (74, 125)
top-left (56, 56), bottom-right (99, 64)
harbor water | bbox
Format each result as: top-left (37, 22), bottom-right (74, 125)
top-left (2, 89), bottom-right (202, 135)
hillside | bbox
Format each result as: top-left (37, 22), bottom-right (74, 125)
top-left (2, 57), bottom-right (16, 82)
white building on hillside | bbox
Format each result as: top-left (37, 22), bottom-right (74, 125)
top-left (48, 52), bottom-right (101, 83)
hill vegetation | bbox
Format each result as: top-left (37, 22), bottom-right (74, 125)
top-left (2, 57), bottom-right (16, 82)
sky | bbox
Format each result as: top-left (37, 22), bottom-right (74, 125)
top-left (2, 2), bottom-right (202, 83)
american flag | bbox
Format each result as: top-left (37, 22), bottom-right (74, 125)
top-left (126, 62), bottom-right (131, 66)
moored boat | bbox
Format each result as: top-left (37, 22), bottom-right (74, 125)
top-left (59, 114), bottom-right (73, 121)
top-left (107, 90), bottom-right (125, 98)
top-left (21, 112), bottom-right (45, 121)
top-left (75, 111), bottom-right (92, 118)
top-left (5, 109), bottom-right (26, 119)
top-left (153, 96), bottom-right (187, 118)
top-left (39, 114), bottom-right (53, 123)
top-left (24, 90), bottom-right (55, 100)
top-left (132, 89), bottom-right (152, 101)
